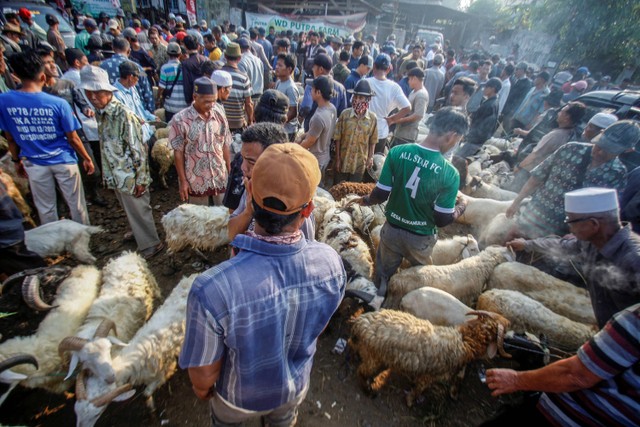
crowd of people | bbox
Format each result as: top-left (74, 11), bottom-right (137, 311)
top-left (1, 6), bottom-right (639, 427)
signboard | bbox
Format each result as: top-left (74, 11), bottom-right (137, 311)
top-left (245, 11), bottom-right (365, 38)
top-left (186, 0), bottom-right (197, 26)
top-left (70, 0), bottom-right (119, 17)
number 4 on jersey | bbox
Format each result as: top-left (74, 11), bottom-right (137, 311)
top-left (405, 166), bottom-right (421, 199)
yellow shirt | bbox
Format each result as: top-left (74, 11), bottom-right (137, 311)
top-left (209, 47), bottom-right (222, 61)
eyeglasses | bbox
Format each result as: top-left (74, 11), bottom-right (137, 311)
top-left (564, 216), bottom-right (600, 224)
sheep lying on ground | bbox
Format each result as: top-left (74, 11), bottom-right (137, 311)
top-left (478, 213), bottom-right (517, 247)
top-left (74, 274), bottom-right (197, 427)
top-left (328, 182), bottom-right (376, 201)
top-left (161, 204), bottom-right (229, 253)
top-left (59, 252), bottom-right (160, 382)
top-left (477, 289), bottom-right (597, 352)
top-left (312, 195), bottom-right (336, 238)
top-left (320, 207), bottom-right (373, 280)
top-left (456, 194), bottom-right (512, 230)
top-left (462, 177), bottom-right (517, 201)
top-left (400, 288), bottom-right (474, 326)
top-left (386, 246), bottom-right (512, 308)
top-left (0, 354), bottom-right (39, 406)
top-left (349, 309), bottom-right (511, 406)
top-left (488, 262), bottom-right (596, 325)
top-left (0, 266), bottom-right (100, 398)
top-left (24, 219), bottom-right (103, 263)
top-left (150, 138), bottom-right (174, 189)
top-left (0, 170), bottom-right (35, 227)
top-left (431, 235), bottom-right (480, 265)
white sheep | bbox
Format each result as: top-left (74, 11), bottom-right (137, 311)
top-left (24, 219), bottom-right (103, 264)
top-left (154, 127), bottom-right (169, 140)
top-left (150, 138), bottom-right (174, 189)
top-left (488, 262), bottom-right (596, 325)
top-left (431, 234), bottom-right (480, 265)
top-left (59, 252), bottom-right (161, 382)
top-left (455, 194), bottom-right (512, 230)
top-left (349, 309), bottom-right (511, 406)
top-left (386, 246), bottom-right (512, 308)
top-left (462, 178), bottom-right (517, 201)
top-left (478, 213), bottom-right (517, 247)
top-left (74, 274), bottom-right (197, 427)
top-left (153, 108), bottom-right (165, 122)
top-left (161, 204), bottom-right (230, 253)
top-left (485, 137), bottom-right (513, 151)
top-left (320, 206), bottom-right (374, 280)
top-left (400, 287), bottom-right (474, 326)
top-left (0, 266), bottom-right (100, 397)
top-left (312, 195), bottom-right (337, 238)
top-left (477, 289), bottom-right (597, 352)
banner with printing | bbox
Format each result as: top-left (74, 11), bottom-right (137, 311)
top-left (245, 11), bottom-right (366, 38)
top-left (186, 0), bottom-right (197, 26)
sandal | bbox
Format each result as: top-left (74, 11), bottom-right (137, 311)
top-left (141, 242), bottom-right (165, 259)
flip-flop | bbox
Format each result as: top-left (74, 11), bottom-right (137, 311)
top-left (141, 242), bottom-right (165, 259)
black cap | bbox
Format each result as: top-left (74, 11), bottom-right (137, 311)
top-left (485, 77), bottom-right (503, 92)
top-left (119, 61), bottom-right (140, 78)
top-left (313, 53), bottom-right (333, 71)
top-left (45, 14), bottom-right (59, 25)
top-left (193, 77), bottom-right (216, 95)
top-left (347, 79), bottom-right (375, 96)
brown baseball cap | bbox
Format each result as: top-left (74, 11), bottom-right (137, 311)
top-left (251, 143), bottom-right (321, 215)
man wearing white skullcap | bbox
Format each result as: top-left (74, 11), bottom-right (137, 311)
top-left (507, 186), bottom-right (640, 329)
top-left (582, 112), bottom-right (618, 142)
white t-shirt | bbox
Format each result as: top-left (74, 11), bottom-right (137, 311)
top-left (365, 77), bottom-right (411, 139)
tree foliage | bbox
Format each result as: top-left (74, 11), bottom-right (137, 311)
top-left (530, 0), bottom-right (640, 72)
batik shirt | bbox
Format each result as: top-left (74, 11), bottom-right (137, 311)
top-left (169, 104), bottom-right (231, 196)
top-left (333, 108), bottom-right (377, 174)
top-left (95, 99), bottom-right (150, 194)
top-left (517, 142), bottom-right (627, 238)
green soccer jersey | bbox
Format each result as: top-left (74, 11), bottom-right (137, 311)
top-left (377, 144), bottom-right (459, 235)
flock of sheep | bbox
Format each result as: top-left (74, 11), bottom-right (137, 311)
top-left (0, 129), bottom-right (600, 423)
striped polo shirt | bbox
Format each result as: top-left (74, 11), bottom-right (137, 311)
top-left (159, 59), bottom-right (188, 114)
top-left (221, 65), bottom-right (253, 130)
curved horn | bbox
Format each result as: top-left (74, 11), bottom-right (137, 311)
top-left (22, 276), bottom-right (54, 312)
top-left (466, 310), bottom-right (491, 320)
top-left (0, 266), bottom-right (52, 294)
top-left (58, 337), bottom-right (90, 357)
top-left (75, 370), bottom-right (88, 401)
top-left (91, 384), bottom-right (133, 407)
top-left (496, 323), bottom-right (512, 359)
top-left (93, 319), bottom-right (117, 339)
top-left (0, 354), bottom-right (39, 373)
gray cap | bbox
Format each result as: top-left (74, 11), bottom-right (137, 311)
top-left (79, 65), bottom-right (118, 92)
top-left (122, 27), bottom-right (138, 40)
top-left (594, 120), bottom-right (640, 155)
top-left (167, 42), bottom-right (181, 55)
top-left (347, 79), bottom-right (375, 97)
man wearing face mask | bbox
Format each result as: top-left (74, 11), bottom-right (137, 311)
top-left (357, 107), bottom-right (469, 310)
top-left (333, 79), bottom-right (378, 184)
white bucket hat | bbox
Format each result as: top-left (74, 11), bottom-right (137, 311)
top-left (79, 65), bottom-right (118, 92)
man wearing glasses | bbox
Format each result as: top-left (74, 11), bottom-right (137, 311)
top-left (507, 187), bottom-right (640, 329)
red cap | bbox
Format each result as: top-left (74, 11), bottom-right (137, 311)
top-left (19, 8), bottom-right (32, 20)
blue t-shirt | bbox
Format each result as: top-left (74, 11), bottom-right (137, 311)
top-left (0, 91), bottom-right (81, 166)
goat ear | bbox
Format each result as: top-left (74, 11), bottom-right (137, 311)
top-left (65, 354), bottom-right (79, 381)
top-left (107, 336), bottom-right (128, 347)
top-left (113, 389), bottom-right (136, 402)
top-left (486, 342), bottom-right (497, 359)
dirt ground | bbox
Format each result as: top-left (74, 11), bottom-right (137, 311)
top-left (0, 179), bottom-right (525, 427)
